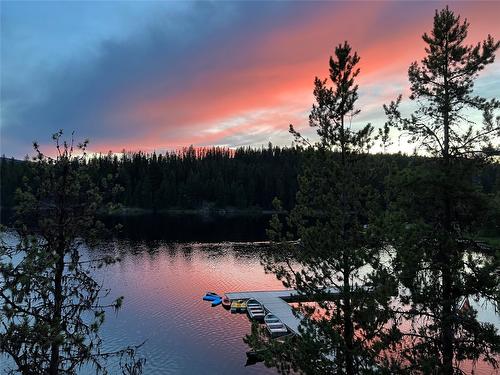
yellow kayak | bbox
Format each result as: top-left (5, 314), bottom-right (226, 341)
top-left (230, 299), bottom-right (247, 313)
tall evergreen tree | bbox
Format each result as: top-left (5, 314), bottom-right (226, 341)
top-left (384, 7), bottom-right (500, 374)
top-left (0, 131), bottom-right (144, 374)
top-left (254, 42), bottom-right (397, 374)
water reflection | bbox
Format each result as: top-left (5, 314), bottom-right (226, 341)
top-left (102, 213), bottom-right (272, 242)
top-left (91, 239), bottom-right (283, 375)
top-left (1, 213), bottom-right (498, 374)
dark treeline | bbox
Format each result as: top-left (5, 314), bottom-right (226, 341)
top-left (1, 146), bottom-right (500, 216)
top-left (2, 145), bottom-right (299, 211)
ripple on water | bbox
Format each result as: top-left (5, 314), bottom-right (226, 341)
top-left (91, 241), bottom-right (280, 374)
top-left (4, 238), bottom-right (495, 374)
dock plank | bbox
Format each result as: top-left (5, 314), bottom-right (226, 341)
top-left (225, 288), bottom-right (340, 335)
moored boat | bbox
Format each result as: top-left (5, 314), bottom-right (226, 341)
top-left (211, 297), bottom-right (222, 307)
top-left (222, 295), bottom-right (231, 310)
top-left (245, 348), bottom-right (267, 366)
top-left (246, 299), bottom-right (265, 321)
top-left (230, 299), bottom-right (247, 313)
top-left (264, 313), bottom-right (288, 337)
top-left (202, 291), bottom-right (220, 301)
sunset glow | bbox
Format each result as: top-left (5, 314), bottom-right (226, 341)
top-left (1, 1), bottom-right (499, 157)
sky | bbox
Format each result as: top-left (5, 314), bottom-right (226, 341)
top-left (1, 1), bottom-right (499, 158)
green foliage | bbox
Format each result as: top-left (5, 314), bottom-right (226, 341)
top-left (0, 131), bottom-right (144, 374)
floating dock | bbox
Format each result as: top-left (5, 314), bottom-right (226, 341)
top-left (225, 288), bottom-right (340, 335)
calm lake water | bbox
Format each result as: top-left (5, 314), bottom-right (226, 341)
top-left (1, 214), bottom-right (499, 374)
top-left (93, 240), bottom-right (282, 374)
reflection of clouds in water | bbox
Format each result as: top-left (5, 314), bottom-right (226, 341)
top-left (99, 214), bottom-right (271, 242)
top-left (2, 229), bottom-right (498, 373)
top-left (90, 239), bottom-right (282, 374)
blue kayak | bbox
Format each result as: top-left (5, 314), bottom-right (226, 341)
top-left (202, 292), bottom-right (220, 301)
top-left (211, 297), bottom-right (222, 307)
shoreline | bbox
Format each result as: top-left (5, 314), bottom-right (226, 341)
top-left (1, 205), bottom-right (283, 218)
top-left (107, 206), bottom-right (284, 217)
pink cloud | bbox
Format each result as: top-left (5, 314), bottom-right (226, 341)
top-left (95, 2), bottom-right (500, 153)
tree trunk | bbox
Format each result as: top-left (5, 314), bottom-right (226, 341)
top-left (440, 40), bottom-right (454, 375)
top-left (49, 251), bottom-right (64, 375)
top-left (441, 178), bottom-right (454, 375)
top-left (49, 163), bottom-right (69, 374)
top-left (343, 278), bottom-right (354, 375)
top-left (441, 264), bottom-right (454, 375)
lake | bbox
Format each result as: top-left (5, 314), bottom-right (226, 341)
top-left (1, 214), bottom-right (282, 374)
top-left (1, 214), bottom-right (499, 374)
top-left (92, 239), bottom-right (281, 374)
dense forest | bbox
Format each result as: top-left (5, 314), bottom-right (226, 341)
top-left (1, 146), bottom-right (499, 216)
top-left (1, 145), bottom-right (296, 211)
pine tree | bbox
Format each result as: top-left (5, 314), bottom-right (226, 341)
top-left (255, 42), bottom-right (397, 374)
top-left (0, 131), bottom-right (144, 374)
top-left (384, 7), bottom-right (500, 373)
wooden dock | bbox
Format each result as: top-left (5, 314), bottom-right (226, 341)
top-left (225, 288), bottom-right (340, 335)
